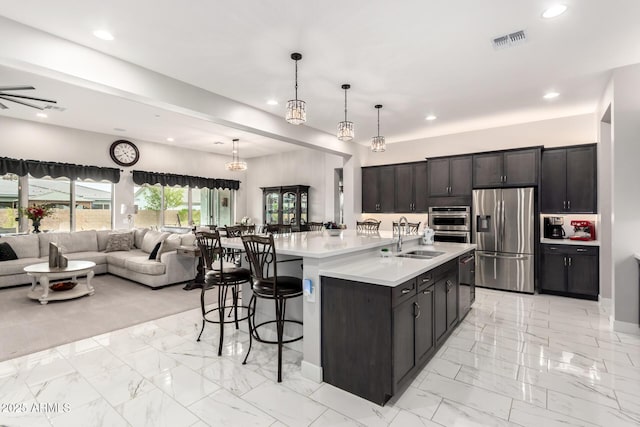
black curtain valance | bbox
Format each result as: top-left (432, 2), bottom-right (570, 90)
top-left (0, 157), bottom-right (120, 183)
top-left (132, 170), bottom-right (240, 190)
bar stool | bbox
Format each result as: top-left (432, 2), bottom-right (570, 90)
top-left (240, 234), bottom-right (303, 382)
top-left (195, 230), bottom-right (252, 356)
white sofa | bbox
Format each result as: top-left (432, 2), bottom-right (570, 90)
top-left (0, 229), bottom-right (197, 289)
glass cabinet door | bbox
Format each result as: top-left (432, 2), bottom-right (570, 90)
top-left (265, 192), bottom-right (280, 224)
top-left (300, 191), bottom-right (308, 224)
top-left (282, 192), bottom-right (296, 224)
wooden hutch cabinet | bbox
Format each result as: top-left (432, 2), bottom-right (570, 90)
top-left (262, 185), bottom-right (309, 230)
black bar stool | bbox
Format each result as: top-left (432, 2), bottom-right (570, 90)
top-left (195, 230), bottom-right (252, 356)
top-left (240, 234), bottom-right (303, 382)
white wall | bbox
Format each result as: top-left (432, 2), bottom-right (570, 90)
top-left (0, 116), bottom-right (245, 226)
top-left (611, 64), bottom-right (640, 329)
top-left (244, 149), bottom-right (344, 225)
top-left (360, 114), bottom-right (597, 166)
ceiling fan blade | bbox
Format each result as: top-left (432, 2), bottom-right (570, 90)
top-left (0, 95), bottom-right (44, 110)
top-left (0, 85), bottom-right (35, 91)
top-left (0, 101), bottom-right (7, 109)
top-left (0, 93), bottom-right (57, 104)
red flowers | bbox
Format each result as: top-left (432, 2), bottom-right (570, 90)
top-left (21, 204), bottom-right (53, 221)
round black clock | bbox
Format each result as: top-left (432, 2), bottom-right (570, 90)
top-left (109, 140), bottom-right (140, 167)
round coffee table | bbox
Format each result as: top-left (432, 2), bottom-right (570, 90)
top-left (24, 260), bottom-right (96, 305)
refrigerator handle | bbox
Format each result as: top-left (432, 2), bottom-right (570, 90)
top-left (501, 199), bottom-right (506, 253)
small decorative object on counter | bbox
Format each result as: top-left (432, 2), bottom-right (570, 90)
top-left (324, 221), bottom-right (343, 236)
top-left (380, 247), bottom-right (392, 258)
top-left (421, 227), bottom-right (435, 245)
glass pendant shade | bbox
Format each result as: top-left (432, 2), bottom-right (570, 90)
top-left (337, 120), bottom-right (354, 141)
top-left (370, 136), bottom-right (386, 152)
top-left (370, 104), bottom-right (386, 152)
top-left (286, 99), bottom-right (306, 125)
top-left (286, 53), bottom-right (306, 125)
top-left (225, 138), bottom-right (247, 171)
top-left (337, 83), bottom-right (354, 141)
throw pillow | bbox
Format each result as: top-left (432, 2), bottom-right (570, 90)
top-left (134, 228), bottom-right (149, 249)
top-left (155, 234), bottom-right (182, 261)
top-left (105, 232), bottom-right (133, 253)
top-left (148, 242), bottom-right (162, 260)
top-left (141, 230), bottom-right (170, 254)
top-left (0, 242), bottom-right (18, 261)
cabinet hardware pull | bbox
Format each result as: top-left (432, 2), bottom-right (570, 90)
top-left (567, 200), bottom-right (571, 209)
top-left (568, 257), bottom-right (572, 266)
top-left (564, 257), bottom-right (567, 267)
top-left (414, 302), bottom-right (421, 319)
top-left (563, 201), bottom-right (566, 209)
top-left (421, 278), bottom-right (431, 282)
top-left (550, 247), bottom-right (558, 250)
top-left (401, 288), bottom-right (411, 294)
top-left (423, 290), bottom-right (432, 295)
top-left (576, 248), bottom-right (587, 252)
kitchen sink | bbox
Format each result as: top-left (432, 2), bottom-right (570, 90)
top-left (396, 250), bottom-right (446, 260)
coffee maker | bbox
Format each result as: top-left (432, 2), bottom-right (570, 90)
top-left (569, 220), bottom-right (596, 241)
top-left (544, 217), bottom-right (565, 239)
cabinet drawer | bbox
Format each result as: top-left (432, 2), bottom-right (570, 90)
top-left (417, 272), bottom-right (433, 291)
top-left (543, 244), bottom-right (567, 254)
top-left (392, 278), bottom-right (416, 306)
top-left (565, 246), bottom-right (598, 256)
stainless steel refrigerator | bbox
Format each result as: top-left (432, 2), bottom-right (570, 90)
top-left (472, 188), bottom-right (535, 293)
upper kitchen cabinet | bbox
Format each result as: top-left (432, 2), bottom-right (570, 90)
top-left (540, 144), bottom-right (597, 213)
top-left (473, 147), bottom-right (541, 188)
top-left (427, 155), bottom-right (472, 205)
top-left (362, 165), bottom-right (395, 213)
top-left (394, 162), bottom-right (428, 213)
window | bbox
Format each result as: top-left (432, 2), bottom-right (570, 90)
top-left (215, 188), bottom-right (234, 227)
top-left (28, 176), bottom-right (71, 232)
top-left (134, 184), bottom-right (162, 229)
top-left (0, 173), bottom-right (19, 233)
top-left (75, 180), bottom-right (113, 230)
top-left (163, 186), bottom-right (188, 227)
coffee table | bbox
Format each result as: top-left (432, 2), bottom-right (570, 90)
top-left (24, 260), bottom-right (96, 305)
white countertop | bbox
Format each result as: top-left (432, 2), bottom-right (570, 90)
top-left (540, 238), bottom-right (600, 246)
top-left (222, 230), bottom-right (421, 258)
top-left (319, 242), bottom-right (476, 287)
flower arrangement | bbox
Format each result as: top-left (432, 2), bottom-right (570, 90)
top-left (21, 204), bottom-right (54, 221)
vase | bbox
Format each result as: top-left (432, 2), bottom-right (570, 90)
top-left (32, 219), bottom-right (41, 233)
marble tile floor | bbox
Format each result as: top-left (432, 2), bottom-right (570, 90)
top-left (2, 288), bottom-right (640, 426)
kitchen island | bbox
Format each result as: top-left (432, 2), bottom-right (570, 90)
top-left (222, 229), bottom-right (475, 387)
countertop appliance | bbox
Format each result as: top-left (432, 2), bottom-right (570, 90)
top-left (569, 220), bottom-right (596, 241)
top-left (473, 188), bottom-right (535, 293)
top-left (458, 252), bottom-right (475, 320)
top-left (544, 217), bottom-right (565, 239)
top-left (428, 206), bottom-right (471, 243)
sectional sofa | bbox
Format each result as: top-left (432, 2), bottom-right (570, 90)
top-left (0, 228), bottom-right (198, 289)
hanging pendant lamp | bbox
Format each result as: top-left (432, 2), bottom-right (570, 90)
top-left (286, 52), bottom-right (306, 125)
top-left (337, 84), bottom-right (354, 141)
top-left (370, 104), bottom-right (386, 152)
top-left (225, 138), bottom-right (247, 171)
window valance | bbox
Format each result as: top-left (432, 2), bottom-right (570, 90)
top-left (132, 170), bottom-right (240, 190)
top-left (0, 157), bottom-right (120, 183)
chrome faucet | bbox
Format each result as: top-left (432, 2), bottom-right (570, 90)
top-left (397, 216), bottom-right (409, 252)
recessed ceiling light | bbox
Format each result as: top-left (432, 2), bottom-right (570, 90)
top-left (36, 112), bottom-right (47, 118)
top-left (167, 137), bottom-right (174, 142)
top-left (267, 100), bottom-right (278, 106)
top-left (213, 141), bottom-right (224, 145)
top-left (425, 115), bottom-right (437, 121)
top-left (542, 4), bottom-right (567, 19)
top-left (93, 30), bottom-right (114, 41)
top-left (113, 127), bottom-right (126, 132)
top-left (543, 92), bottom-right (560, 99)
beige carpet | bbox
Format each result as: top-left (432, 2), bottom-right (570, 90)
top-left (0, 274), bottom-right (210, 362)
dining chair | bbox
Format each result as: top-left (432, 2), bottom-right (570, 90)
top-left (356, 218), bottom-right (381, 232)
top-left (307, 222), bottom-right (324, 231)
top-left (195, 230), bottom-right (252, 356)
top-left (392, 221), bottom-right (421, 235)
top-left (240, 234), bottom-right (303, 382)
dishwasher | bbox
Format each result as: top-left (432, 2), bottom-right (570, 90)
top-left (458, 252), bottom-right (475, 320)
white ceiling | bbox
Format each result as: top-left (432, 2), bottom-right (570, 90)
top-left (1, 0), bottom-right (639, 155)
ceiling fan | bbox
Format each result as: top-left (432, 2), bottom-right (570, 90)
top-left (0, 86), bottom-right (57, 110)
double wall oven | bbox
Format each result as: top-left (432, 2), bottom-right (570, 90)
top-left (428, 206), bottom-right (471, 243)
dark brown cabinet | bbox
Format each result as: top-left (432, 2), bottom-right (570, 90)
top-left (427, 155), bottom-right (472, 199)
top-left (262, 185), bottom-right (309, 229)
top-left (473, 148), bottom-right (540, 188)
top-left (540, 144), bottom-right (597, 213)
top-left (321, 259), bottom-right (458, 405)
top-left (362, 166), bottom-right (395, 213)
top-left (540, 244), bottom-right (599, 299)
top-left (394, 162), bottom-right (428, 212)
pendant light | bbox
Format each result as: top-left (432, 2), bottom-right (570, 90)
top-left (286, 52), bottom-right (306, 125)
top-left (370, 104), bottom-right (386, 152)
top-left (225, 138), bottom-right (247, 171)
top-left (337, 84), bottom-right (354, 141)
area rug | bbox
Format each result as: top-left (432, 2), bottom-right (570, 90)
top-left (0, 274), bottom-right (211, 362)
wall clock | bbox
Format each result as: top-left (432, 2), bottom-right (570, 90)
top-left (109, 140), bottom-right (140, 167)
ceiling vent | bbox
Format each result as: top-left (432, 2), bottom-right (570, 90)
top-left (492, 30), bottom-right (528, 50)
top-left (43, 105), bottom-right (66, 112)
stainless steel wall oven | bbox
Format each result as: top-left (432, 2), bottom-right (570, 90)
top-left (429, 206), bottom-right (471, 243)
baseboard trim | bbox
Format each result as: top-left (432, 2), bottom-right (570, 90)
top-left (301, 360), bottom-right (323, 383)
top-left (613, 319), bottom-right (640, 336)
